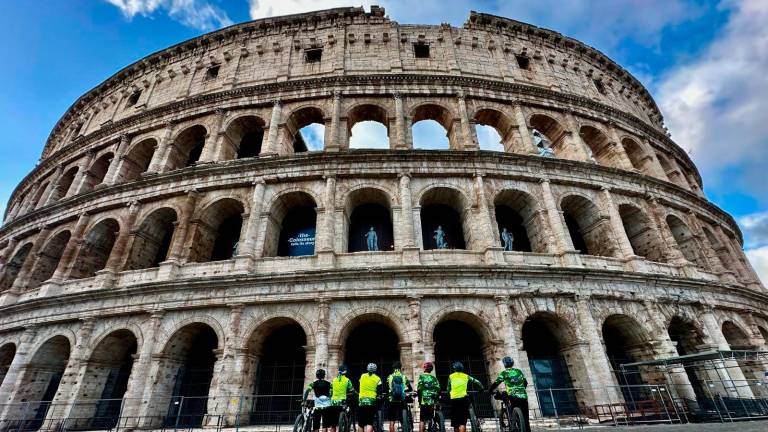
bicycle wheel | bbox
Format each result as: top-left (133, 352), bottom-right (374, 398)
top-left (401, 407), bottom-right (412, 432)
top-left (375, 408), bottom-right (384, 432)
top-left (339, 411), bottom-right (349, 432)
top-left (435, 410), bottom-right (446, 432)
top-left (498, 403), bottom-right (509, 432)
top-left (293, 414), bottom-right (305, 432)
top-left (468, 405), bottom-right (481, 432)
top-left (510, 407), bottom-right (526, 432)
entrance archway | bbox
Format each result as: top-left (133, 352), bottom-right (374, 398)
top-left (343, 319), bottom-right (401, 381)
top-left (0, 343), bottom-right (16, 387)
top-left (602, 315), bottom-right (659, 406)
top-left (15, 336), bottom-right (71, 429)
top-left (668, 316), bottom-right (707, 400)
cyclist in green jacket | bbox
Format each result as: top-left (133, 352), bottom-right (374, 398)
top-left (489, 357), bottom-right (530, 431)
top-left (417, 361), bottom-right (440, 432)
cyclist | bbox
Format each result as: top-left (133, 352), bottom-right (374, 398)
top-left (417, 361), bottom-right (440, 432)
top-left (446, 362), bottom-right (484, 432)
top-left (385, 361), bottom-right (413, 432)
top-left (489, 357), bottom-right (529, 431)
top-left (358, 363), bottom-right (383, 432)
top-left (304, 369), bottom-right (332, 432)
top-left (329, 364), bottom-right (356, 432)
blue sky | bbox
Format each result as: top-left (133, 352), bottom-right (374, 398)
top-left (1, 0), bottom-right (767, 280)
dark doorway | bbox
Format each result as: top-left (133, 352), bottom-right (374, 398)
top-left (238, 130), bottom-right (264, 159)
top-left (564, 213), bottom-right (589, 254)
top-left (495, 205), bottom-right (532, 252)
top-left (210, 214), bottom-right (243, 261)
top-left (421, 204), bottom-right (465, 250)
top-left (344, 321), bottom-right (400, 382)
top-left (348, 203), bottom-right (393, 252)
top-left (165, 326), bottom-right (217, 427)
top-left (277, 206), bottom-right (316, 257)
top-left (668, 317), bottom-right (707, 401)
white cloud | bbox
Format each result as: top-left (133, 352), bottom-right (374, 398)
top-left (249, 0), bottom-right (378, 20)
top-left (739, 211), bottom-right (768, 248)
top-left (657, 0), bottom-right (768, 198)
top-left (745, 246), bottom-right (768, 285)
top-left (476, 125), bottom-right (504, 152)
top-left (350, 121), bottom-right (389, 149)
top-left (106, 0), bottom-right (233, 31)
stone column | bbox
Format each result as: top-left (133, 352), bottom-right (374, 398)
top-left (457, 93), bottom-right (478, 151)
top-left (563, 110), bottom-right (594, 162)
top-left (573, 296), bottom-right (622, 406)
top-left (237, 180), bottom-right (266, 259)
top-left (207, 304), bottom-right (245, 426)
top-left (102, 134), bottom-right (132, 186)
top-left (700, 307), bottom-right (754, 398)
top-left (200, 108), bottom-right (227, 163)
top-left (50, 212), bottom-right (92, 284)
top-left (393, 93), bottom-right (410, 150)
top-left (326, 91), bottom-right (342, 152)
top-left (406, 295), bottom-right (425, 378)
top-left (7, 226), bottom-right (53, 295)
top-left (398, 174), bottom-right (416, 248)
top-left (0, 236), bottom-right (19, 268)
top-left (538, 179), bottom-right (575, 257)
top-left (606, 122), bottom-right (635, 170)
top-left (598, 187), bottom-right (636, 259)
top-left (494, 296), bottom-right (520, 362)
top-left (71, 150), bottom-right (97, 196)
top-left (165, 190), bottom-right (200, 263)
top-left (641, 138), bottom-right (668, 179)
top-left (263, 100), bottom-right (282, 155)
top-left (511, 102), bottom-right (538, 154)
top-left (685, 212), bottom-right (731, 278)
top-left (315, 298), bottom-right (330, 370)
top-left (0, 326), bottom-right (38, 420)
top-left (101, 201), bottom-right (142, 276)
top-left (317, 176), bottom-right (337, 253)
top-left (122, 311), bottom-right (165, 426)
top-left (146, 121), bottom-right (176, 173)
top-left (644, 196), bottom-right (688, 266)
top-left (473, 175), bottom-right (500, 261)
top-left (41, 166), bottom-right (65, 207)
top-left (713, 225), bottom-right (761, 287)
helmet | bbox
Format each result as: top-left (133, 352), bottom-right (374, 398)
top-left (502, 356), bottom-right (514, 368)
top-left (367, 363), bottom-right (377, 373)
top-left (316, 369), bottom-right (326, 379)
top-left (423, 361), bottom-right (434, 372)
top-left (392, 360), bottom-right (402, 370)
top-left (339, 364), bottom-right (348, 374)
top-left (452, 361), bottom-right (464, 372)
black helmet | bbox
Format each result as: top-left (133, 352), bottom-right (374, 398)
top-left (392, 360), bottom-right (402, 370)
top-left (502, 356), bottom-right (514, 368)
top-left (452, 361), bottom-right (464, 372)
top-left (316, 369), bottom-right (326, 379)
top-left (339, 364), bottom-right (348, 374)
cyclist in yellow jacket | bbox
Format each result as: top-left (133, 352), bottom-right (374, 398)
top-left (445, 362), bottom-right (484, 432)
top-left (358, 363), bottom-right (383, 432)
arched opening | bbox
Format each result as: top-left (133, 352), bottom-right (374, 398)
top-left (223, 116), bottom-right (265, 160)
top-left (158, 323), bottom-right (218, 427)
top-left (434, 317), bottom-right (493, 418)
top-left (668, 316), bottom-right (707, 400)
top-left (246, 319), bottom-right (307, 425)
top-left (420, 187), bottom-right (466, 250)
top-left (124, 208), bottom-right (177, 270)
top-left (70, 330), bottom-right (138, 429)
top-left (529, 114), bottom-right (569, 159)
top-left (16, 336), bottom-right (71, 429)
top-left (0, 242), bottom-right (33, 291)
top-left (621, 138), bottom-right (650, 174)
top-left (618, 204), bottom-right (666, 262)
top-left (602, 315), bottom-right (658, 406)
top-left (348, 104), bottom-right (390, 149)
top-left (27, 231), bottom-right (71, 289)
top-left (758, 326), bottom-right (768, 347)
top-left (69, 219), bottom-right (119, 279)
top-left (343, 318), bottom-right (401, 381)
top-left (81, 153), bottom-right (114, 192)
top-left (117, 138), bottom-right (156, 182)
top-left (412, 104), bottom-right (453, 150)
top-left (189, 199), bottom-right (244, 262)
top-left (656, 153), bottom-right (688, 188)
top-left (561, 195), bottom-right (617, 257)
top-left (494, 190), bottom-right (542, 252)
top-left (53, 167), bottom-right (79, 201)
top-left (0, 343), bottom-right (16, 387)
top-left (666, 215), bottom-right (704, 266)
top-left (167, 125), bottom-right (207, 171)
top-left (345, 188), bottom-right (394, 252)
top-left (265, 192), bottom-right (317, 258)
top-left (579, 125), bottom-right (619, 167)
top-left (475, 109), bottom-right (513, 152)
top-left (286, 107), bottom-right (325, 153)
top-left (522, 313), bottom-right (580, 416)
top-left (31, 181), bottom-right (50, 208)
top-left (702, 226), bottom-right (740, 275)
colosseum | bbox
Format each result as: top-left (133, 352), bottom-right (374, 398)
top-left (0, 5), bottom-right (766, 429)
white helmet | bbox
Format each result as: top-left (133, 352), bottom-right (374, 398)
top-left (367, 363), bottom-right (377, 373)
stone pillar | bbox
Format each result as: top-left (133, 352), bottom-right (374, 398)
top-left (102, 201), bottom-right (142, 276)
top-left (606, 122), bottom-right (635, 170)
top-left (494, 296), bottom-right (520, 363)
top-left (398, 174), bottom-right (416, 248)
top-left (641, 138), bottom-right (668, 179)
top-left (473, 175), bottom-right (499, 259)
top-left (207, 304), bottom-right (245, 426)
top-left (644, 197), bottom-right (688, 266)
top-left (538, 179), bottom-right (574, 257)
top-left (165, 190), bottom-right (200, 263)
top-left (700, 307), bottom-right (754, 398)
top-left (563, 110), bottom-right (594, 162)
top-left (7, 227), bottom-right (52, 295)
top-left (199, 108), bottom-right (227, 163)
top-left (393, 93), bottom-right (410, 150)
top-left (263, 100), bottom-right (282, 155)
top-left (685, 212), bottom-right (731, 279)
top-left (511, 102), bottom-right (538, 154)
top-left (599, 187), bottom-right (635, 258)
top-left (573, 296), bottom-right (622, 406)
top-left (71, 150), bottom-right (97, 196)
top-left (0, 326), bottom-right (38, 420)
top-left (50, 213), bottom-right (92, 284)
top-left (122, 311), bottom-right (165, 426)
top-left (146, 121), bottom-right (176, 174)
top-left (712, 225), bottom-right (758, 286)
top-left (102, 134), bottom-right (131, 186)
top-left (317, 176), bottom-right (337, 254)
top-left (0, 236), bottom-right (19, 268)
top-left (315, 298), bottom-right (330, 370)
top-left (326, 91), bottom-right (342, 152)
top-left (457, 93), bottom-right (478, 151)
top-left (237, 180), bottom-right (265, 259)
top-left (41, 166), bottom-right (65, 207)
top-left (406, 295), bottom-right (424, 378)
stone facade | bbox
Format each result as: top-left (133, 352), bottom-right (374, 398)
top-left (0, 6), bottom-right (765, 428)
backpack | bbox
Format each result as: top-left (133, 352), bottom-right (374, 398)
top-left (391, 374), bottom-right (406, 402)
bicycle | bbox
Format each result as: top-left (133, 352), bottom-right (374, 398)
top-left (393, 391), bottom-right (416, 432)
top-left (493, 391), bottom-right (527, 432)
top-left (421, 396), bottom-right (446, 432)
top-left (337, 399), bottom-right (356, 432)
top-left (294, 399), bottom-right (315, 432)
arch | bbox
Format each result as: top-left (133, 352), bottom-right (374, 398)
top-left (27, 230), bottom-right (71, 289)
top-left (15, 335), bottom-right (71, 428)
top-left (166, 125), bottom-right (207, 171)
top-left (529, 114), bottom-right (571, 159)
top-left (618, 204), bottom-right (666, 262)
top-left (155, 322), bottom-right (219, 427)
top-left (722, 321), bottom-right (754, 350)
top-left (621, 138), bottom-right (650, 174)
top-left (701, 225), bottom-right (742, 276)
top-left (69, 329), bottom-right (138, 429)
top-left (81, 152), bottom-right (114, 192)
top-left (31, 181), bottom-right (51, 208)
top-left (579, 125), bottom-right (620, 167)
top-left (668, 316), bottom-right (707, 398)
top-left (117, 138), bottom-right (157, 182)
top-left (411, 103), bottom-right (454, 150)
top-left (124, 207), bottom-right (178, 269)
top-left (0, 343), bottom-right (16, 388)
top-left (52, 166), bottom-right (79, 201)
top-left (285, 106), bottom-right (325, 152)
top-left (601, 314), bottom-right (657, 398)
top-left (189, 198), bottom-right (244, 262)
top-left (243, 317), bottom-right (308, 424)
top-left (340, 313), bottom-right (403, 380)
top-left (0, 242), bottom-right (33, 291)
top-left (69, 218), bottom-right (120, 279)
top-left (665, 215), bottom-right (704, 266)
top-left (494, 189), bottom-right (543, 252)
top-left (264, 191), bottom-right (318, 257)
top-left (344, 187), bottom-right (394, 252)
top-left (560, 195), bottom-right (617, 257)
top-left (474, 108), bottom-right (514, 152)
top-left (419, 187), bottom-right (468, 250)
top-left (222, 115), bottom-right (266, 160)
top-left (348, 103), bottom-right (390, 149)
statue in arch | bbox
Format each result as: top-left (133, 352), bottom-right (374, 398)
top-left (501, 227), bottom-right (514, 251)
top-left (532, 129), bottom-right (556, 158)
top-left (433, 225), bottom-right (448, 249)
top-left (365, 226), bottom-right (379, 251)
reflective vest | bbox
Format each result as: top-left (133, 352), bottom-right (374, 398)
top-left (332, 375), bottom-right (351, 401)
top-left (359, 373), bottom-right (381, 399)
top-left (449, 372), bottom-right (470, 399)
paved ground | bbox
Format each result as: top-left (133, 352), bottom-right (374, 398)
top-left (562, 420), bottom-right (768, 432)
